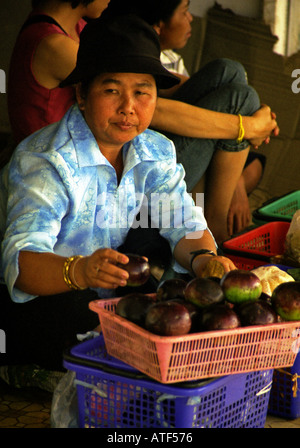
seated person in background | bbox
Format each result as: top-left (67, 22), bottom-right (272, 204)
top-left (0, 15), bottom-right (236, 371)
top-left (102, 0), bottom-right (278, 243)
top-left (7, 0), bottom-right (110, 145)
top-left (227, 151), bottom-right (266, 236)
top-left (160, 37), bottom-right (267, 237)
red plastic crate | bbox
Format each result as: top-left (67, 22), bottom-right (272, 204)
top-left (225, 254), bottom-right (267, 270)
top-left (225, 254), bottom-right (292, 273)
top-left (222, 222), bottom-right (290, 260)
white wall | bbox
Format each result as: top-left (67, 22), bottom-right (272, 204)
top-left (190, 0), bottom-right (261, 19)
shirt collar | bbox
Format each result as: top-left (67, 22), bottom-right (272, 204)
top-left (66, 104), bottom-right (161, 170)
top-left (67, 105), bottom-right (109, 168)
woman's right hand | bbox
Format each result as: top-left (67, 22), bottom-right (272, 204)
top-left (75, 249), bottom-right (130, 290)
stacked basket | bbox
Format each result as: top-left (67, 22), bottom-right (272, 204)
top-left (64, 334), bottom-right (274, 428)
top-left (221, 190), bottom-right (300, 420)
top-left (65, 191), bottom-right (300, 427)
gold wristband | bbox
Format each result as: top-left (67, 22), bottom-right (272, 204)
top-left (63, 255), bottom-right (85, 290)
top-left (190, 249), bottom-right (216, 275)
top-left (237, 114), bottom-right (245, 144)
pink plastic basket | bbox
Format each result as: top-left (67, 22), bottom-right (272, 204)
top-left (89, 297), bottom-right (300, 384)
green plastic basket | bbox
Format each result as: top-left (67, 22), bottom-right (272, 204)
top-left (253, 191), bottom-right (300, 225)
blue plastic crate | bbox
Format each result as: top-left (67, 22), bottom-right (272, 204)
top-left (69, 332), bottom-right (136, 373)
top-left (64, 335), bottom-right (273, 428)
top-left (268, 352), bottom-right (300, 419)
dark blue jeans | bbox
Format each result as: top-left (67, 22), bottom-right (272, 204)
top-left (164, 58), bottom-right (261, 191)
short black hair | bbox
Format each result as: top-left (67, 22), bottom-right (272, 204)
top-left (32, 0), bottom-right (95, 9)
top-left (101, 0), bottom-right (182, 25)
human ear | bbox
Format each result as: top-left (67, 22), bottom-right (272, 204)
top-left (153, 22), bottom-right (162, 35)
top-left (75, 83), bottom-right (85, 111)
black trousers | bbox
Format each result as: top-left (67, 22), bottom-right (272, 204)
top-left (0, 285), bottom-right (100, 370)
top-left (0, 227), bottom-right (172, 370)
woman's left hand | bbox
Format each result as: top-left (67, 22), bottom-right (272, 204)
top-left (192, 254), bottom-right (237, 279)
top-left (247, 106), bottom-right (279, 149)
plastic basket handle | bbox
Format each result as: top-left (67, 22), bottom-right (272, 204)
top-left (256, 381), bottom-right (273, 397)
top-left (73, 379), bottom-right (108, 398)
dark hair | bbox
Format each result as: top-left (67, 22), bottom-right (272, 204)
top-left (32, 0), bottom-right (95, 9)
top-left (101, 0), bottom-right (182, 25)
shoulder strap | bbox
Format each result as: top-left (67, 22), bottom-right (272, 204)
top-left (19, 14), bottom-right (67, 35)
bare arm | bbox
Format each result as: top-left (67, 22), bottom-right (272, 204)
top-left (32, 34), bottom-right (79, 89)
top-left (16, 249), bottom-right (130, 296)
top-left (173, 229), bottom-right (236, 277)
top-left (151, 98), bottom-right (279, 148)
top-left (16, 231), bottom-right (236, 296)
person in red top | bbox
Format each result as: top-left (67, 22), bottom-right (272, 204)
top-left (7, 0), bottom-right (111, 145)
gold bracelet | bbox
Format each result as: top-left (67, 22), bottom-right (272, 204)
top-left (71, 255), bottom-right (86, 290)
top-left (63, 255), bottom-right (85, 290)
top-left (237, 114), bottom-right (245, 144)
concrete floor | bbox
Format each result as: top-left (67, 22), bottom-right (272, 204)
top-left (265, 414), bottom-right (300, 428)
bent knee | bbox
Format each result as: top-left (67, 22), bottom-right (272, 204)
top-left (211, 58), bottom-right (248, 84)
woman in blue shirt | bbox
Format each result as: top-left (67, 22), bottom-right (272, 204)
top-left (101, 0), bottom-right (279, 244)
top-left (0, 15), bottom-right (235, 369)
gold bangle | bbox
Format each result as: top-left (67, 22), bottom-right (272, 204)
top-left (63, 255), bottom-right (85, 290)
top-left (237, 114), bottom-right (245, 144)
top-left (71, 255), bottom-right (86, 290)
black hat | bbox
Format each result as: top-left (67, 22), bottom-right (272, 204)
top-left (60, 14), bottom-right (180, 89)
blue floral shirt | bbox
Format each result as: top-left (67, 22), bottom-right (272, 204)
top-left (0, 104), bottom-right (207, 302)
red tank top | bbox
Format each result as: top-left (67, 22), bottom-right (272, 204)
top-left (7, 13), bottom-right (86, 144)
